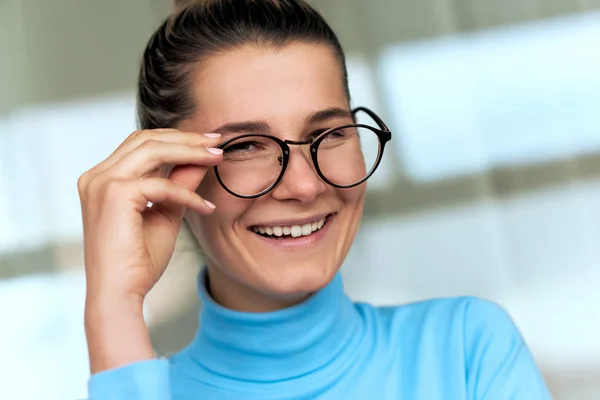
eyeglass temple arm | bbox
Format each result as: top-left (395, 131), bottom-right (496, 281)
top-left (351, 106), bottom-right (390, 132)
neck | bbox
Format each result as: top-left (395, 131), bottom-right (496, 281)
top-left (188, 267), bottom-right (365, 382)
top-left (206, 265), bottom-right (312, 312)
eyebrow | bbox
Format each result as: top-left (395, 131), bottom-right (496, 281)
top-left (210, 107), bottom-right (353, 138)
top-left (211, 120), bottom-right (270, 137)
top-left (305, 107), bottom-right (353, 125)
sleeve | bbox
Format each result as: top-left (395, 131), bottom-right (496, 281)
top-left (87, 359), bottom-right (171, 400)
top-left (463, 299), bottom-right (552, 400)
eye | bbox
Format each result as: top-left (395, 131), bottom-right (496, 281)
top-left (322, 128), bottom-right (353, 141)
top-left (308, 128), bottom-right (329, 140)
top-left (327, 129), bottom-right (347, 138)
top-left (223, 141), bottom-right (260, 154)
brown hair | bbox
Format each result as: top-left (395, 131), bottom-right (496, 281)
top-left (136, 0), bottom-right (350, 130)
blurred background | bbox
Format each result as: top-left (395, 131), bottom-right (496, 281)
top-left (1, 0), bottom-right (600, 398)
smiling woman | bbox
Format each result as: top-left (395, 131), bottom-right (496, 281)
top-left (80, 0), bottom-right (551, 399)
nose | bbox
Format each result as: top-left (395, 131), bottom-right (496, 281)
top-left (270, 146), bottom-right (326, 204)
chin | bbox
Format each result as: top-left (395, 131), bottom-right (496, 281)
top-left (257, 262), bottom-right (338, 297)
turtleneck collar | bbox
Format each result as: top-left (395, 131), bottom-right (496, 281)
top-left (188, 269), bottom-right (365, 382)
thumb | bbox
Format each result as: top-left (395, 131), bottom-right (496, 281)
top-left (168, 164), bottom-right (208, 193)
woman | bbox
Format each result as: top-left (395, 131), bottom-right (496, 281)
top-left (79, 0), bottom-right (551, 398)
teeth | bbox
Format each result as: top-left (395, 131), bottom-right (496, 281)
top-left (301, 223), bottom-right (311, 236)
top-left (291, 225), bottom-right (302, 237)
top-left (252, 216), bottom-right (328, 238)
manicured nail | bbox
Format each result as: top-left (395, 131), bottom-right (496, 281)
top-left (204, 199), bottom-right (216, 209)
top-left (203, 133), bottom-right (221, 138)
top-left (207, 147), bottom-right (223, 155)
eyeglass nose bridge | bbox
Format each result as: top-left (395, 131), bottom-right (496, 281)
top-left (284, 138), bottom-right (314, 146)
top-left (278, 138), bottom-right (316, 167)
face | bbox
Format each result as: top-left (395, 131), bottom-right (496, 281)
top-left (181, 43), bottom-right (366, 309)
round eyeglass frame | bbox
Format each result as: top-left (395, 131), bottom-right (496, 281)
top-left (213, 106), bottom-right (392, 199)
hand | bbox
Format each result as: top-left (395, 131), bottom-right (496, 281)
top-left (78, 128), bottom-right (222, 372)
top-left (78, 128), bottom-right (222, 300)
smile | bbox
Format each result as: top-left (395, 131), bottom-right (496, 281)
top-left (250, 214), bottom-right (333, 239)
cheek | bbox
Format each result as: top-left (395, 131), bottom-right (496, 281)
top-left (195, 169), bottom-right (252, 244)
top-left (339, 184), bottom-right (367, 208)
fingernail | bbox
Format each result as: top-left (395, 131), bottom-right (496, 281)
top-left (207, 147), bottom-right (223, 155)
top-left (204, 199), bottom-right (216, 209)
top-left (203, 133), bottom-right (221, 138)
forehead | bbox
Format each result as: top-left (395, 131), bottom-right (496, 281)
top-left (189, 43), bottom-right (348, 131)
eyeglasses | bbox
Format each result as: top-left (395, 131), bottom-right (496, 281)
top-left (213, 107), bottom-right (392, 199)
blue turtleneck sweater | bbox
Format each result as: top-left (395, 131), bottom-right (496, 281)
top-left (87, 272), bottom-right (551, 399)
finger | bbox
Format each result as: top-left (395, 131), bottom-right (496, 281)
top-left (135, 177), bottom-right (216, 216)
top-left (86, 130), bottom-right (222, 180)
top-left (109, 140), bottom-right (223, 180)
top-left (168, 164), bottom-right (209, 193)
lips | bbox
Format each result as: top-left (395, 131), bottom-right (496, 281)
top-left (250, 214), bottom-right (332, 238)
